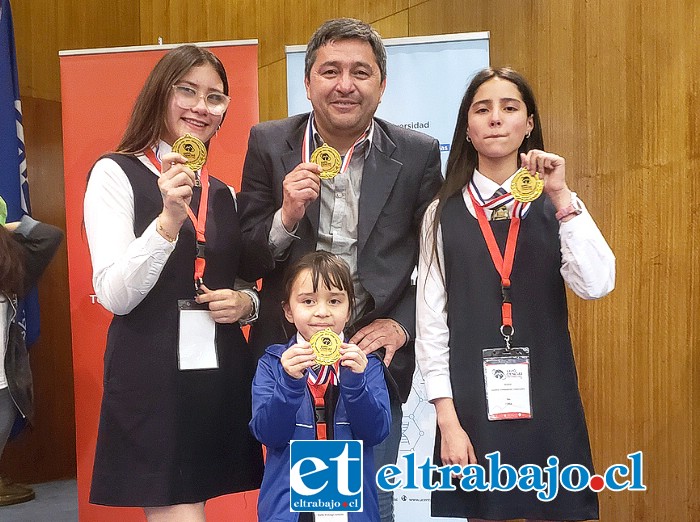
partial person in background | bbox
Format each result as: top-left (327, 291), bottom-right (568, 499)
top-left (84, 45), bottom-right (263, 521)
top-left (238, 19), bottom-right (443, 522)
top-left (0, 195), bottom-right (63, 507)
top-left (416, 67), bottom-right (615, 521)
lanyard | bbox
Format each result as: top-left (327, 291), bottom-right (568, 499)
top-left (468, 185), bottom-right (522, 347)
top-left (144, 148), bottom-right (210, 289)
top-left (302, 114), bottom-right (369, 174)
top-left (307, 362), bottom-right (339, 441)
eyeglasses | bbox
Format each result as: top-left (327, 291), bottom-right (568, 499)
top-left (171, 84), bottom-right (230, 116)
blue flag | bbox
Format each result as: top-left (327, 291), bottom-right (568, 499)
top-left (1, 0), bottom-right (40, 346)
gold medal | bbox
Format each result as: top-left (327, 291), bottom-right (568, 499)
top-left (172, 134), bottom-right (208, 179)
top-left (310, 143), bottom-right (342, 180)
top-left (510, 167), bottom-right (544, 203)
top-left (309, 328), bottom-right (342, 366)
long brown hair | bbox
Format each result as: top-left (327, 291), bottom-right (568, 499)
top-left (117, 45), bottom-right (229, 154)
top-left (0, 226), bottom-right (25, 296)
top-left (428, 67), bottom-right (545, 273)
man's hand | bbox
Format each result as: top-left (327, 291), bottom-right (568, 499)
top-left (349, 318), bottom-right (407, 367)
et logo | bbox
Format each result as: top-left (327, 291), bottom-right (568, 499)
top-left (290, 440), bottom-right (363, 513)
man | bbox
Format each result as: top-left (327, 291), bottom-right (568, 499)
top-left (239, 18), bottom-right (442, 522)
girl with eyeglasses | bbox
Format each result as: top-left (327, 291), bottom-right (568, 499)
top-left (84, 45), bottom-right (263, 521)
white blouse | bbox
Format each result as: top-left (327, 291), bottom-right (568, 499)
top-left (84, 145), bottom-right (177, 315)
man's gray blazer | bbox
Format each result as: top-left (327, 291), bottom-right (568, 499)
top-left (238, 113), bottom-right (442, 402)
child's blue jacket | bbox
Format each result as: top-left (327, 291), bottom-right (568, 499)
top-left (250, 337), bottom-right (391, 521)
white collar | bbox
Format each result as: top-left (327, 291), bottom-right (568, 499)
top-left (155, 140), bottom-right (173, 160)
top-left (472, 168), bottom-right (519, 197)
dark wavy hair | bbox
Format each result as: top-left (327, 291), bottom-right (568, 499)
top-left (0, 226), bottom-right (25, 296)
top-left (282, 250), bottom-right (356, 311)
top-left (428, 67), bottom-right (544, 273)
top-left (116, 44), bottom-right (229, 154)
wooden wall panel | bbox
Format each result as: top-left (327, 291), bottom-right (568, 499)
top-left (258, 59), bottom-right (288, 123)
top-left (11, 0), bottom-right (140, 101)
top-left (409, 0), bottom-right (534, 67)
top-left (262, 1), bottom-right (342, 67)
top-left (138, 0), bottom-right (258, 46)
top-left (688, 5), bottom-right (700, 518)
top-left (369, 10), bottom-right (409, 39)
top-left (337, 0), bottom-right (410, 28)
top-left (11, 0), bottom-right (60, 100)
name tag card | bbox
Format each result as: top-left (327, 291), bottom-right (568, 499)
top-left (482, 347), bottom-right (532, 421)
top-left (178, 299), bottom-right (218, 370)
top-left (315, 513), bottom-right (348, 521)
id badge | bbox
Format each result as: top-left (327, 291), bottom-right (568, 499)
top-left (314, 514), bottom-right (348, 521)
top-left (482, 347), bottom-right (532, 421)
top-left (178, 299), bottom-right (218, 370)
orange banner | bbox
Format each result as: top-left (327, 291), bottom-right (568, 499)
top-left (60, 41), bottom-right (259, 522)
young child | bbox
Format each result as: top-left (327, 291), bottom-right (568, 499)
top-left (250, 250), bottom-right (391, 522)
top-left (416, 67), bottom-right (615, 521)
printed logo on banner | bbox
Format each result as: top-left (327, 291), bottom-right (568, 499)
top-left (290, 440), bottom-right (363, 512)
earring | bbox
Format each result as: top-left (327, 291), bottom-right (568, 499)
top-left (525, 131), bottom-right (531, 139)
top-left (466, 134), bottom-right (471, 143)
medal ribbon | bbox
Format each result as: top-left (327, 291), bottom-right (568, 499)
top-left (307, 362), bottom-right (339, 441)
top-left (144, 148), bottom-right (210, 288)
top-left (307, 362), bottom-right (339, 386)
top-left (468, 184), bottom-right (522, 341)
top-left (469, 178), bottom-right (532, 219)
top-left (302, 114), bottom-right (369, 174)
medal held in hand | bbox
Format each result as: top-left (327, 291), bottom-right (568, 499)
top-left (311, 143), bottom-right (342, 180)
top-left (172, 134), bottom-right (207, 185)
top-left (310, 328), bottom-right (342, 366)
top-left (511, 167), bottom-right (544, 203)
